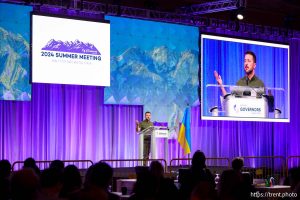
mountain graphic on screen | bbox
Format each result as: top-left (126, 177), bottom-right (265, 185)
top-left (0, 27), bottom-right (31, 100)
top-left (42, 39), bottom-right (101, 55)
top-left (105, 46), bottom-right (199, 129)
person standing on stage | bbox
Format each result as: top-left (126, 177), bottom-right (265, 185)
top-left (136, 111), bottom-right (154, 160)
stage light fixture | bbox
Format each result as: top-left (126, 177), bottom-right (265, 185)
top-left (236, 0), bottom-right (245, 21)
top-left (236, 7), bottom-right (244, 20)
top-left (237, 12), bottom-right (244, 20)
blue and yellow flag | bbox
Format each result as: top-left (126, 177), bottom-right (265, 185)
top-left (178, 107), bottom-right (191, 155)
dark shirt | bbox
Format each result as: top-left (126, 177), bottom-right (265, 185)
top-left (129, 177), bottom-right (179, 200)
top-left (236, 75), bottom-right (265, 88)
top-left (139, 120), bottom-right (153, 140)
top-left (179, 167), bottom-right (215, 200)
top-left (220, 169), bottom-right (254, 200)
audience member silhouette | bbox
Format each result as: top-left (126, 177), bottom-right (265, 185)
top-left (179, 150), bottom-right (215, 200)
top-left (219, 160), bottom-right (240, 200)
top-left (0, 159), bottom-right (11, 200)
top-left (130, 161), bottom-right (178, 200)
top-left (190, 181), bottom-right (216, 200)
top-left (23, 157), bottom-right (41, 176)
top-left (0, 159), bottom-right (11, 178)
top-left (59, 165), bottom-right (82, 198)
top-left (288, 167), bottom-right (300, 199)
top-left (231, 158), bottom-right (243, 172)
top-left (129, 166), bottom-right (152, 200)
top-left (11, 168), bottom-right (39, 200)
top-left (71, 162), bottom-right (115, 200)
top-left (50, 160), bottom-right (65, 175)
top-left (219, 157), bottom-right (253, 200)
top-left (36, 167), bottom-right (64, 200)
top-left (148, 161), bottom-right (179, 200)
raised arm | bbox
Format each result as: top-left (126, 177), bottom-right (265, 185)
top-left (136, 120), bottom-right (141, 132)
top-left (214, 70), bottom-right (227, 96)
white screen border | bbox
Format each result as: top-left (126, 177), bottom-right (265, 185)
top-left (200, 34), bottom-right (290, 122)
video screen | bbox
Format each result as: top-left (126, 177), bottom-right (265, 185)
top-left (104, 16), bottom-right (199, 133)
top-left (31, 14), bottom-right (110, 86)
top-left (201, 34), bottom-right (289, 122)
top-left (0, 3), bottom-right (32, 100)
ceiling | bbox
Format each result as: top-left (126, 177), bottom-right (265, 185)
top-left (85, 0), bottom-right (300, 30)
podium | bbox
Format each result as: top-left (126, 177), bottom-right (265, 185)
top-left (205, 84), bottom-right (287, 119)
top-left (223, 94), bottom-right (268, 117)
top-left (138, 125), bottom-right (169, 160)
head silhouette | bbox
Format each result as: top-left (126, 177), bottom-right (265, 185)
top-left (149, 161), bottom-right (164, 179)
top-left (192, 150), bottom-right (206, 169)
top-left (0, 159), bottom-right (11, 178)
top-left (85, 162), bottom-right (113, 189)
top-left (232, 157), bottom-right (244, 171)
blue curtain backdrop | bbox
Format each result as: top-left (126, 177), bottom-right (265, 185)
top-left (0, 84), bottom-right (144, 163)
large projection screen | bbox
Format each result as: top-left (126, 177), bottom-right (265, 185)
top-left (104, 16), bottom-right (199, 134)
top-left (201, 34), bottom-right (290, 122)
top-left (0, 3), bottom-right (32, 100)
top-left (31, 14), bottom-right (110, 86)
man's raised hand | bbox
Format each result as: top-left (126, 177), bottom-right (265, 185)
top-left (214, 70), bottom-right (223, 85)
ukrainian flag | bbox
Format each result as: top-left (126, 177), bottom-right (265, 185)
top-left (178, 107), bottom-right (191, 155)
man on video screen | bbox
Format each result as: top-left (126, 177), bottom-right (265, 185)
top-left (214, 51), bottom-right (265, 96)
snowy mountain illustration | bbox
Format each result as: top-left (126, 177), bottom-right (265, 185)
top-left (105, 45), bottom-right (199, 125)
top-left (42, 39), bottom-right (101, 55)
top-left (0, 27), bottom-right (31, 100)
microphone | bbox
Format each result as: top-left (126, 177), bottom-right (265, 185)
top-left (243, 86), bottom-right (265, 97)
